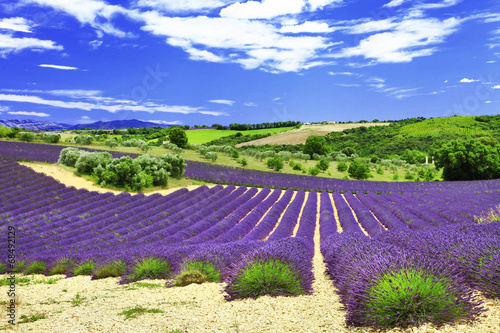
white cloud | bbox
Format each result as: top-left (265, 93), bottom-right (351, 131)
top-left (306, 0), bottom-right (342, 11)
top-left (220, 0), bottom-right (305, 19)
top-left (485, 101), bottom-right (492, 103)
top-left (414, 0), bottom-right (461, 10)
top-left (209, 99), bottom-right (235, 106)
top-left (39, 64), bottom-right (79, 70)
top-left (134, 0), bottom-right (235, 12)
top-left (142, 119), bottom-right (182, 125)
top-left (0, 93), bottom-right (227, 116)
top-left (0, 33), bottom-right (63, 56)
top-left (139, 13), bottom-right (333, 72)
top-left (0, 17), bottom-right (33, 33)
top-left (243, 102), bottom-right (257, 107)
top-left (8, 111), bottom-right (50, 117)
top-left (280, 21), bottom-right (333, 33)
top-left (335, 83), bottom-right (361, 87)
top-left (383, 0), bottom-right (407, 8)
top-left (492, 85), bottom-right (500, 89)
top-left (24, 0), bottom-right (132, 37)
top-left (460, 78), bottom-right (479, 83)
top-left (345, 19), bottom-right (398, 34)
top-left (337, 17), bottom-right (461, 63)
top-left (0, 106), bottom-right (9, 111)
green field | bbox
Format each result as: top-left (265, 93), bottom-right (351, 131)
top-left (185, 127), bottom-right (294, 145)
top-left (399, 116), bottom-right (491, 137)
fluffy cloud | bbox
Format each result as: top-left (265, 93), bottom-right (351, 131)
top-left (135, 0), bottom-right (236, 12)
top-left (0, 17), bottom-right (33, 33)
top-left (0, 33), bottom-right (63, 56)
top-left (337, 17), bottom-right (461, 63)
top-left (280, 21), bottom-right (333, 33)
top-left (209, 99), bottom-right (235, 105)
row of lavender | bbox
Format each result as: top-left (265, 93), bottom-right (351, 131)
top-left (2, 140), bottom-right (500, 193)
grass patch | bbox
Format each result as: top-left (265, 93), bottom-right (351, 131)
top-left (173, 261), bottom-right (221, 287)
top-left (186, 127), bottom-right (294, 145)
top-left (71, 293), bottom-right (87, 307)
top-left (93, 260), bottom-right (127, 279)
top-left (48, 258), bottom-right (75, 276)
top-left (73, 260), bottom-right (95, 276)
top-left (23, 261), bottom-right (47, 275)
top-left (226, 259), bottom-right (304, 300)
top-left (118, 306), bottom-right (164, 320)
top-left (126, 257), bottom-right (171, 282)
top-left (18, 314), bottom-right (46, 324)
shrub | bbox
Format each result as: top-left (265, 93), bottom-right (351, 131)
top-left (121, 138), bottom-right (147, 148)
top-left (404, 171), bottom-right (414, 180)
top-left (75, 151), bottom-right (112, 175)
top-left (104, 138), bottom-right (118, 149)
top-left (231, 150), bottom-right (240, 159)
top-left (205, 151), bottom-right (218, 162)
top-left (23, 261), bottom-right (47, 275)
top-left (58, 147), bottom-right (83, 167)
top-left (348, 160), bottom-right (371, 180)
top-left (293, 163), bottom-right (303, 171)
top-left (48, 258), bottom-right (75, 275)
top-left (19, 132), bottom-right (35, 142)
top-left (42, 133), bottom-right (60, 143)
top-left (134, 154), bottom-right (169, 187)
top-left (239, 158), bottom-right (248, 167)
top-left (73, 261), bottom-right (95, 276)
top-left (337, 162), bottom-right (348, 172)
top-left (169, 127), bottom-right (188, 148)
top-left (266, 156), bottom-right (284, 171)
top-left (173, 261), bottom-right (221, 287)
top-left (75, 135), bottom-right (94, 145)
top-left (316, 158), bottom-right (329, 172)
top-left (94, 157), bottom-right (152, 192)
top-left (308, 167), bottom-right (320, 176)
top-left (125, 258), bottom-right (172, 283)
top-left (376, 166), bottom-right (384, 175)
top-left (92, 260), bottom-right (127, 279)
top-left (345, 254), bottom-right (485, 329)
top-left (161, 153), bottom-right (186, 179)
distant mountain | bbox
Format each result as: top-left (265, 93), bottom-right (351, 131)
top-left (0, 119), bottom-right (173, 130)
top-left (0, 119), bottom-right (71, 131)
top-left (70, 119), bottom-right (172, 129)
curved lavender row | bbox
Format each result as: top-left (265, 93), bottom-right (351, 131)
top-left (1, 185), bottom-right (74, 215)
top-left (184, 188), bottom-right (271, 244)
top-left (28, 187), bottom-right (203, 256)
top-left (294, 191), bottom-right (317, 243)
top-left (242, 189), bottom-right (294, 241)
top-left (355, 193), bottom-right (409, 232)
top-left (366, 193), bottom-right (431, 230)
top-left (382, 193), bottom-right (450, 227)
top-left (402, 192), bottom-right (472, 224)
top-left (157, 186), bottom-right (252, 245)
top-left (213, 189), bottom-right (282, 243)
top-left (13, 190), bottom-right (102, 228)
top-left (9, 188), bottom-right (99, 220)
top-left (343, 192), bottom-right (385, 237)
top-left (76, 185), bottom-right (223, 249)
top-left (12, 191), bottom-right (113, 235)
top-left (28, 187), bottom-right (195, 255)
top-left (267, 190), bottom-right (306, 241)
top-left (2, 178), bottom-right (60, 202)
top-left (332, 192), bottom-right (364, 235)
top-left (22, 192), bottom-right (142, 247)
top-left (319, 192), bottom-right (337, 244)
top-left (21, 192), bottom-right (136, 239)
top-left (0, 172), bottom-right (45, 191)
top-left (0, 184), bottom-right (68, 213)
top-left (117, 185), bottom-right (239, 247)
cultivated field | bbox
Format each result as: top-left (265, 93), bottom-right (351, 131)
top-left (186, 127), bottom-right (294, 145)
top-left (0, 141), bottom-right (499, 333)
top-left (236, 123), bottom-right (390, 147)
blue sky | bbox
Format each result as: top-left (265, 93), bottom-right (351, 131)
top-left (0, 0), bottom-right (499, 126)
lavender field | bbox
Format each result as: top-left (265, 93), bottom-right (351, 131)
top-left (1, 142), bottom-right (500, 330)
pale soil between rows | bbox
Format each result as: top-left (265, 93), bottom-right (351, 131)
top-left (3, 163), bottom-right (499, 332)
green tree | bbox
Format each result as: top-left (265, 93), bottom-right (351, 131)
top-left (337, 162), bottom-right (348, 172)
top-left (434, 139), bottom-right (500, 181)
top-left (303, 135), bottom-right (329, 158)
top-left (0, 126), bottom-right (12, 138)
top-left (316, 158), bottom-right (329, 172)
top-left (348, 160), bottom-right (371, 180)
top-left (169, 127), bottom-right (188, 148)
top-left (42, 133), bottom-right (61, 143)
top-left (19, 132), bottom-right (35, 142)
top-left (266, 156), bottom-right (284, 171)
